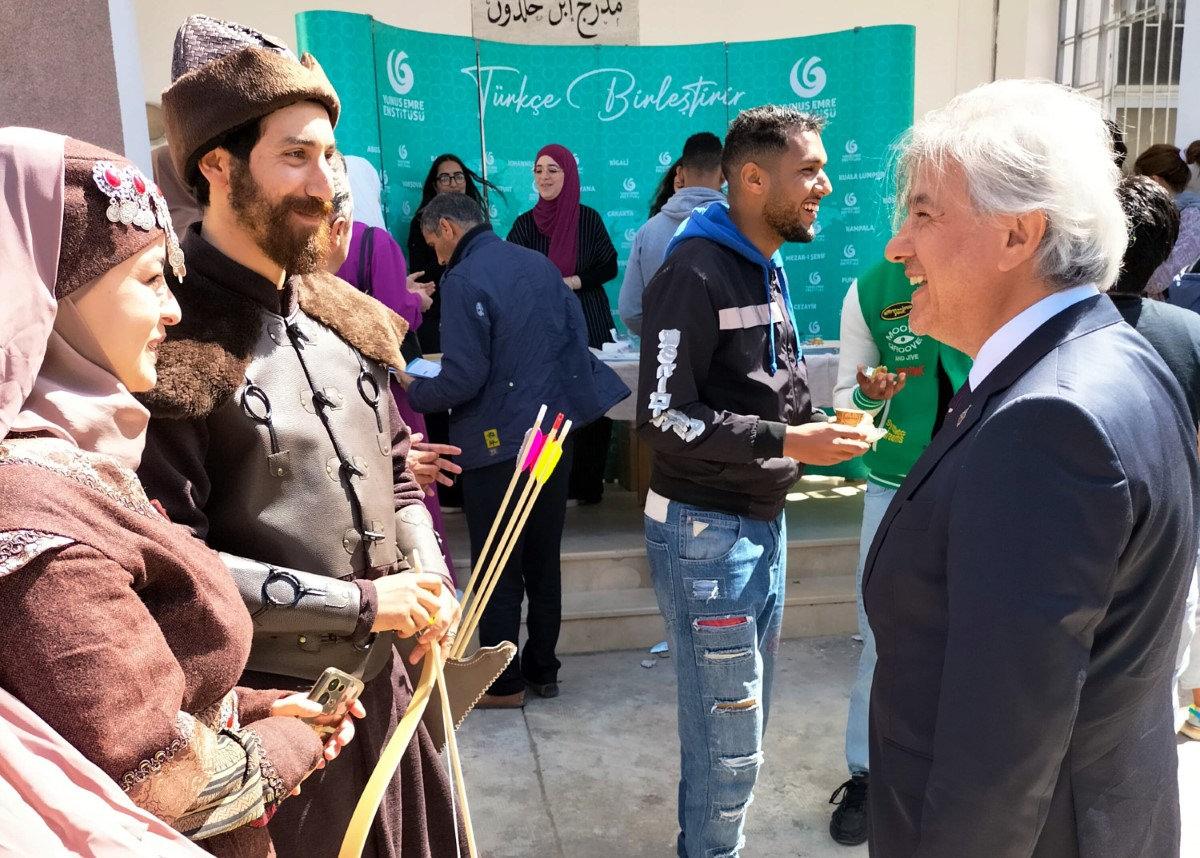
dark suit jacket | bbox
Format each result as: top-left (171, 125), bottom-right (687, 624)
top-left (864, 295), bottom-right (1198, 858)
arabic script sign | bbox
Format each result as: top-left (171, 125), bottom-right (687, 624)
top-left (473, 0), bottom-right (639, 45)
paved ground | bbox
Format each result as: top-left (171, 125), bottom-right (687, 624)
top-left (456, 635), bottom-right (1200, 857)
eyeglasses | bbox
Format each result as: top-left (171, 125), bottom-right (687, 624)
top-left (436, 171), bottom-right (466, 186)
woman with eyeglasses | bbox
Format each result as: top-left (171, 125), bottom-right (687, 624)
top-left (406, 155), bottom-right (499, 512)
top-left (407, 154), bottom-right (499, 355)
top-left (507, 143), bottom-right (619, 506)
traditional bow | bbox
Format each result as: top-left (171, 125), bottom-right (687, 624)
top-left (339, 406), bottom-right (573, 858)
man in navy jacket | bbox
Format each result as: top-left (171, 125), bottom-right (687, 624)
top-left (404, 192), bottom-right (628, 707)
top-left (865, 80), bottom-right (1197, 857)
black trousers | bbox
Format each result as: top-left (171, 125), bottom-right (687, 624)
top-left (568, 416), bottom-right (611, 503)
top-left (463, 440), bottom-right (573, 695)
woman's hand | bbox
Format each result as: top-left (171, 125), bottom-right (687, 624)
top-left (563, 275), bottom-right (582, 291)
top-left (406, 433), bottom-right (463, 494)
top-left (407, 271), bottom-right (436, 311)
top-left (270, 694), bottom-right (367, 770)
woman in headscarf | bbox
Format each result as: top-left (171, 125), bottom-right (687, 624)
top-left (507, 143), bottom-right (619, 506)
top-left (0, 127), bottom-right (358, 855)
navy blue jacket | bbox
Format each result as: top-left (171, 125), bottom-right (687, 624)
top-left (864, 295), bottom-right (1197, 858)
top-left (407, 225), bottom-right (628, 471)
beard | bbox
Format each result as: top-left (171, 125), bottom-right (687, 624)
top-left (763, 191), bottom-right (815, 244)
top-left (228, 160), bottom-right (333, 274)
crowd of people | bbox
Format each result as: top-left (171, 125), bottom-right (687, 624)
top-left (3, 10), bottom-right (1200, 858)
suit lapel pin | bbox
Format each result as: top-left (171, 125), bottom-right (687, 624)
top-left (957, 404), bottom-right (972, 426)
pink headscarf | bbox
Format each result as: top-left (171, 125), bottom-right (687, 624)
top-left (0, 685), bottom-right (205, 856)
top-left (1, 127), bottom-right (151, 469)
top-left (532, 143), bottom-right (581, 277)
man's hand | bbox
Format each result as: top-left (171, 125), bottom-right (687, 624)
top-left (372, 571), bottom-right (446, 635)
top-left (408, 581), bottom-right (462, 666)
top-left (563, 275), bottom-right (582, 291)
top-left (783, 422), bottom-right (871, 465)
top-left (856, 364), bottom-right (907, 401)
top-left (406, 432), bottom-right (463, 495)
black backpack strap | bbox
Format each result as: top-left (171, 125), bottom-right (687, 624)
top-left (357, 226), bottom-right (377, 296)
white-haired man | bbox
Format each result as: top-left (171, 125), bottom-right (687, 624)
top-left (864, 79), bottom-right (1198, 857)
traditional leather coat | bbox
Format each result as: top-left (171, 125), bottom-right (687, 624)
top-left (140, 227), bottom-right (447, 682)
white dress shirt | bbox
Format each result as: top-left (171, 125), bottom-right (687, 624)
top-left (967, 284), bottom-right (1098, 391)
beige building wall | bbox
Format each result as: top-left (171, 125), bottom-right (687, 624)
top-left (135, 0), bottom-right (1060, 118)
top-left (4, 0), bottom-right (124, 153)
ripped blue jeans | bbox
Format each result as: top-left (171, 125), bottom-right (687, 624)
top-left (645, 499), bottom-right (786, 858)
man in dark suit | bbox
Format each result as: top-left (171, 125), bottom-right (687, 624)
top-left (864, 79), bottom-right (1199, 858)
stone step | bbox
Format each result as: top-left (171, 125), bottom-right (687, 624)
top-left (552, 535), bottom-right (859, 594)
top-left (555, 573), bottom-right (858, 654)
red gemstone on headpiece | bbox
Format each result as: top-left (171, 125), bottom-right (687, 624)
top-left (133, 174), bottom-right (146, 194)
top-left (103, 167), bottom-right (122, 188)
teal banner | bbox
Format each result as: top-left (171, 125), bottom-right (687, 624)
top-left (296, 14), bottom-right (914, 340)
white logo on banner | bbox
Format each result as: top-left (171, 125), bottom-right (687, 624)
top-left (809, 271), bottom-right (822, 286)
top-left (574, 152), bottom-right (581, 166)
top-left (843, 244), bottom-right (857, 259)
top-left (489, 203), bottom-right (499, 218)
top-left (658, 151), bottom-right (672, 166)
top-left (623, 177), bottom-right (637, 192)
top-left (789, 57), bottom-right (827, 98)
top-left (624, 227), bottom-right (637, 243)
top-left (386, 50), bottom-right (415, 95)
top-left (486, 151), bottom-right (496, 167)
top-left (813, 221), bottom-right (823, 236)
top-left (402, 201), bottom-right (412, 216)
top-left (398, 144), bottom-right (409, 160)
top-left (808, 320), bottom-right (822, 335)
top-left (844, 192), bottom-right (857, 207)
top-left (845, 139), bottom-right (859, 155)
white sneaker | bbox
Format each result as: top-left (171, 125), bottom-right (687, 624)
top-left (1182, 705), bottom-right (1200, 741)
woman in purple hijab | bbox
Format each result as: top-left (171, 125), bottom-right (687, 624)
top-left (507, 143), bottom-right (619, 505)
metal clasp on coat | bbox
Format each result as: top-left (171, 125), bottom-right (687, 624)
top-left (241, 382), bottom-right (291, 478)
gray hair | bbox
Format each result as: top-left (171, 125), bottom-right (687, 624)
top-left (895, 79), bottom-right (1127, 291)
top-left (329, 151), bottom-right (352, 222)
top-left (420, 192), bottom-right (484, 233)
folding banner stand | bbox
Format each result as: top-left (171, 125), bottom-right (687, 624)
top-left (297, 12), bottom-right (914, 342)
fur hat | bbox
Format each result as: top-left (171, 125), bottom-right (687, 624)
top-left (161, 15), bottom-right (340, 186)
top-left (57, 138), bottom-right (185, 298)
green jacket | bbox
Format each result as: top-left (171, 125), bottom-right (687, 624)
top-left (836, 262), bottom-right (971, 488)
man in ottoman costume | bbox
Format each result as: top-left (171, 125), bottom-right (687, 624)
top-left (138, 16), bottom-right (496, 857)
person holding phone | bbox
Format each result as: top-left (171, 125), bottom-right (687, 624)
top-left (0, 127), bottom-right (357, 854)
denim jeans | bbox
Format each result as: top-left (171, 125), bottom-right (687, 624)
top-left (845, 481), bottom-right (896, 775)
top-left (645, 498), bottom-right (786, 858)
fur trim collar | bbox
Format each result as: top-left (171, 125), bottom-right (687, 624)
top-left (140, 272), bottom-right (408, 420)
top-left (297, 271), bottom-right (408, 371)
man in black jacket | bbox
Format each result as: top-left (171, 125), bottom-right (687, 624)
top-left (1109, 176), bottom-right (1200, 742)
top-left (636, 105), bottom-right (870, 858)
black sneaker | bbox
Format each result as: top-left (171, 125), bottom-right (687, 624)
top-left (829, 773), bottom-right (869, 846)
top-left (527, 680), bottom-right (560, 699)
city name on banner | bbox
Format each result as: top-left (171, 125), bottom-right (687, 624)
top-left (473, 0), bottom-right (639, 45)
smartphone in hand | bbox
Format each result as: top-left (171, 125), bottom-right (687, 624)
top-left (305, 667), bottom-right (365, 733)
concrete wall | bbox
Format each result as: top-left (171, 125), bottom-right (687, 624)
top-left (3, 0), bottom-right (120, 155)
top-left (134, 0), bottom-right (1061, 119)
